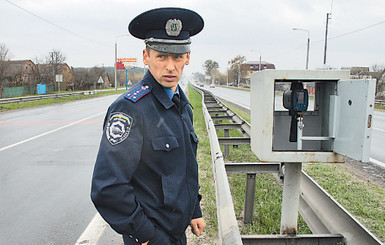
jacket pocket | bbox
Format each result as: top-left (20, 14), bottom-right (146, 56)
top-left (161, 175), bottom-right (183, 210)
top-left (151, 136), bottom-right (179, 152)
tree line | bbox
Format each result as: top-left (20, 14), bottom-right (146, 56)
top-left (199, 55), bottom-right (250, 87)
top-left (0, 43), bottom-right (144, 92)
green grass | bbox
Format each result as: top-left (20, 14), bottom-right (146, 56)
top-left (303, 163), bottom-right (385, 242)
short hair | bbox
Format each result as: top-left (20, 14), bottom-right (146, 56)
top-left (145, 45), bottom-right (152, 57)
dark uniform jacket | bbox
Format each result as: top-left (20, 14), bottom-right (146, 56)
top-left (91, 71), bottom-right (202, 245)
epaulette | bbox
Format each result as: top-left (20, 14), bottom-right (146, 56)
top-left (124, 84), bottom-right (151, 102)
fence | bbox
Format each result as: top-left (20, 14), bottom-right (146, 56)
top-left (1, 84), bottom-right (55, 98)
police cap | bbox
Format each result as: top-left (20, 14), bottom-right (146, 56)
top-left (129, 7), bottom-right (204, 54)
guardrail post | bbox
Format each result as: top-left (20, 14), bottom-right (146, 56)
top-left (224, 129), bottom-right (229, 158)
top-left (280, 162), bottom-right (302, 235)
top-left (244, 173), bottom-right (256, 224)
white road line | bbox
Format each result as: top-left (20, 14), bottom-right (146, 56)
top-left (0, 112), bottom-right (104, 152)
top-left (369, 158), bottom-right (385, 169)
top-left (74, 212), bottom-right (108, 245)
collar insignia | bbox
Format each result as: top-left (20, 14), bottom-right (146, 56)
top-left (165, 19), bottom-right (182, 36)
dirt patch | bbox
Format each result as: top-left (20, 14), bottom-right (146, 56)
top-left (341, 157), bottom-right (385, 190)
top-left (186, 229), bottom-right (218, 245)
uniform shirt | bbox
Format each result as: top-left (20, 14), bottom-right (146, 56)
top-left (163, 86), bottom-right (179, 100)
top-left (91, 71), bottom-right (202, 244)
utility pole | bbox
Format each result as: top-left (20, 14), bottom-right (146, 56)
top-left (114, 34), bottom-right (129, 92)
top-left (292, 28), bottom-right (310, 69)
top-left (323, 13), bottom-right (332, 65)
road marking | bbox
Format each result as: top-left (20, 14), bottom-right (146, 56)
top-left (74, 212), bottom-right (108, 245)
top-left (0, 120), bottom-right (102, 126)
top-left (369, 158), bottom-right (385, 169)
top-left (0, 112), bottom-right (104, 152)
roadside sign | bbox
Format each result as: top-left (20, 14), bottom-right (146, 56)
top-left (116, 61), bottom-right (125, 70)
top-left (56, 74), bottom-right (63, 83)
top-left (117, 58), bottom-right (137, 69)
top-left (117, 58), bottom-right (137, 63)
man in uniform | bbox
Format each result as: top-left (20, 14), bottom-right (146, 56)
top-left (91, 7), bottom-right (205, 245)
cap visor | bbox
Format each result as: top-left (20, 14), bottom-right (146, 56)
top-left (147, 43), bottom-right (190, 54)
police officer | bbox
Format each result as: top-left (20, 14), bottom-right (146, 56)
top-left (91, 7), bottom-right (205, 245)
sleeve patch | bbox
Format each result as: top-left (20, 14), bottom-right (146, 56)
top-left (106, 112), bottom-right (133, 145)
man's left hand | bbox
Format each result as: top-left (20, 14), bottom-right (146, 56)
top-left (190, 218), bottom-right (206, 237)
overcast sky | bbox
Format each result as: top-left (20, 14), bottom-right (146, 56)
top-left (1, 0), bottom-right (385, 74)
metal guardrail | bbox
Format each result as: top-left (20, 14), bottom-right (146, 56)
top-left (375, 99), bottom-right (385, 107)
top-left (196, 86), bottom-right (243, 245)
top-left (193, 84), bottom-right (384, 245)
top-left (0, 90), bottom-right (107, 108)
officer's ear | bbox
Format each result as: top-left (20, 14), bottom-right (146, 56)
top-left (143, 48), bottom-right (150, 65)
top-left (185, 52), bottom-right (191, 65)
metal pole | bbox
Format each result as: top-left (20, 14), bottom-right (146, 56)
top-left (114, 41), bottom-right (117, 92)
top-left (280, 162), bottom-right (302, 235)
top-left (244, 173), bottom-right (256, 224)
top-left (292, 28), bottom-right (310, 69)
top-left (297, 117), bottom-right (303, 150)
top-left (125, 68), bottom-right (128, 90)
top-left (237, 62), bottom-right (241, 87)
top-left (227, 70), bottom-right (229, 86)
top-left (115, 34), bottom-right (129, 93)
top-left (323, 13), bottom-right (332, 65)
top-left (224, 128), bottom-right (229, 158)
top-left (306, 37), bottom-right (310, 70)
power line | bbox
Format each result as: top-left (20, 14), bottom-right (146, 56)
top-left (328, 20), bottom-right (385, 41)
top-left (4, 0), bottom-right (109, 47)
top-left (266, 19), bottom-right (385, 60)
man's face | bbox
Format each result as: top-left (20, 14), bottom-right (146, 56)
top-left (143, 48), bottom-right (190, 92)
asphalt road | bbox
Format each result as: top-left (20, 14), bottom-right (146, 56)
top-left (203, 85), bottom-right (385, 166)
top-left (0, 95), bottom-right (118, 245)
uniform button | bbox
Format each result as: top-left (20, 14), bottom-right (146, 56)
top-left (166, 143), bottom-right (170, 149)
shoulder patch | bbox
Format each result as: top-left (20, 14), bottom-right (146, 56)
top-left (124, 85), bottom-right (151, 102)
top-left (106, 112), bottom-right (133, 145)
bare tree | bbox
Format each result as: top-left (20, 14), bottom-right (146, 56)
top-left (203, 60), bottom-right (219, 76)
top-left (228, 55), bottom-right (246, 86)
top-left (0, 44), bottom-right (12, 85)
top-left (371, 63), bottom-right (385, 98)
top-left (46, 49), bottom-right (66, 84)
top-left (32, 56), bottom-right (44, 84)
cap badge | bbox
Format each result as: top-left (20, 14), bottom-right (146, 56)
top-left (165, 19), bottom-right (182, 37)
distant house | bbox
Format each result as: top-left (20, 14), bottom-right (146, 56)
top-left (343, 66), bottom-right (385, 97)
top-left (244, 61), bottom-right (276, 72)
top-left (242, 61), bottom-right (276, 86)
top-left (4, 60), bottom-right (37, 86)
top-left (38, 63), bottom-right (74, 90)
